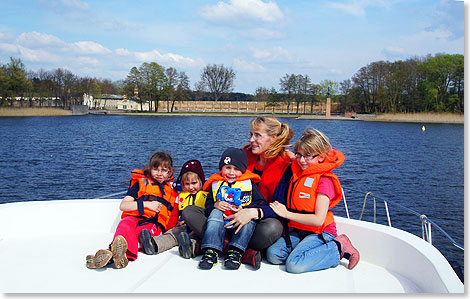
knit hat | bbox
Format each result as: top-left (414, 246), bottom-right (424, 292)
top-left (219, 147), bottom-right (247, 173)
top-left (177, 160), bottom-right (205, 184)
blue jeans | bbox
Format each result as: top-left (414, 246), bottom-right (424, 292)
top-left (266, 230), bottom-right (340, 273)
top-left (201, 209), bottom-right (256, 253)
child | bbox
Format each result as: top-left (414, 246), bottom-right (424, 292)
top-left (86, 152), bottom-right (179, 269)
top-left (141, 160), bottom-right (208, 258)
top-left (266, 128), bottom-right (360, 273)
top-left (198, 147), bottom-right (266, 270)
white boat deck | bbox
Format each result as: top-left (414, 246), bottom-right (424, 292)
top-left (0, 199), bottom-right (463, 293)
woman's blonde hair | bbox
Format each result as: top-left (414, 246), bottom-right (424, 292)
top-left (250, 116), bottom-right (294, 159)
top-left (294, 128), bottom-right (331, 156)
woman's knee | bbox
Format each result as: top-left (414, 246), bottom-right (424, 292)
top-left (251, 218), bottom-right (283, 249)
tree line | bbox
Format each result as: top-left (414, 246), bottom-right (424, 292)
top-left (256, 53), bottom-right (463, 114)
top-left (0, 53), bottom-right (463, 113)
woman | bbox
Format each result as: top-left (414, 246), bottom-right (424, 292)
top-left (182, 117), bottom-right (294, 268)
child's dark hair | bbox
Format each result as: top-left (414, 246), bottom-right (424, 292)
top-left (144, 152), bottom-right (173, 177)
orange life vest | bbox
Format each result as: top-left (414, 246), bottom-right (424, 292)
top-left (121, 169), bottom-right (178, 231)
top-left (244, 145), bottom-right (291, 203)
top-left (286, 149), bottom-right (344, 234)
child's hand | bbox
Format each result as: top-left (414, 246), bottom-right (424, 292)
top-left (146, 201), bottom-right (162, 212)
top-left (214, 201), bottom-right (231, 212)
top-left (269, 201), bottom-right (288, 218)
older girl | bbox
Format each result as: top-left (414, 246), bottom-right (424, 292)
top-left (266, 128), bottom-right (359, 273)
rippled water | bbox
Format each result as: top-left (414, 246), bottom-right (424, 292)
top-left (0, 115), bottom-right (464, 269)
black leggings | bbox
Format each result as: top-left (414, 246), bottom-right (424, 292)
top-left (182, 205), bottom-right (283, 250)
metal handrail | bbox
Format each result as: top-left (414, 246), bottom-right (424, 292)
top-left (342, 187), bottom-right (464, 251)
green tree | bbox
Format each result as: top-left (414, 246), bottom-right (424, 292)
top-left (91, 80), bottom-right (102, 109)
top-left (4, 57), bottom-right (32, 104)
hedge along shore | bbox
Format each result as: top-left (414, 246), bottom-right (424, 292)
top-left (374, 112), bottom-right (464, 124)
top-left (0, 107), bottom-right (72, 117)
top-left (0, 107), bottom-right (464, 124)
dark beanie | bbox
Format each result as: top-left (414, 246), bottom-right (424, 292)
top-left (177, 160), bottom-right (205, 184)
top-left (219, 147), bottom-right (247, 173)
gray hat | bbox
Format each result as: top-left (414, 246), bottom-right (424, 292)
top-left (219, 147), bottom-right (247, 173)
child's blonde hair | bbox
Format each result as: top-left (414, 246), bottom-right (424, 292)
top-left (250, 116), bottom-right (294, 159)
top-left (294, 128), bottom-right (331, 156)
top-left (181, 171), bottom-right (202, 190)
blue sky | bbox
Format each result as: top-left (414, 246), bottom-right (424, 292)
top-left (0, 0), bottom-right (464, 94)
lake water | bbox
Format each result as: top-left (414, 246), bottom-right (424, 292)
top-left (0, 115), bottom-right (464, 271)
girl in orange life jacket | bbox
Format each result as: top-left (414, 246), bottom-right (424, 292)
top-left (266, 128), bottom-right (360, 273)
top-left (141, 160), bottom-right (207, 258)
top-left (85, 152), bottom-right (179, 270)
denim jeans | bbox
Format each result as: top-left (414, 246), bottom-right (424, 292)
top-left (266, 230), bottom-right (340, 273)
top-left (201, 209), bottom-right (256, 253)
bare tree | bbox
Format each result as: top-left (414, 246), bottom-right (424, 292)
top-left (198, 64), bottom-right (236, 101)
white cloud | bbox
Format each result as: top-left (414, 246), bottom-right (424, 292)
top-left (17, 46), bottom-right (60, 62)
top-left (327, 0), bottom-right (392, 17)
top-left (251, 46), bottom-right (292, 62)
top-left (381, 46), bottom-right (406, 58)
top-left (76, 56), bottom-right (100, 66)
top-left (117, 48), bottom-right (205, 68)
top-left (234, 58), bottom-right (265, 72)
top-left (61, 0), bottom-right (90, 11)
top-left (16, 31), bottom-right (65, 48)
top-left (71, 41), bottom-right (112, 55)
top-left (0, 43), bottom-right (19, 54)
top-left (242, 28), bottom-right (285, 40)
top-left (200, 0), bottom-right (284, 25)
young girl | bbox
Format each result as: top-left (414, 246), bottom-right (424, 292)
top-left (86, 152), bottom-right (179, 269)
top-left (266, 128), bottom-right (359, 273)
top-left (140, 160), bottom-right (208, 259)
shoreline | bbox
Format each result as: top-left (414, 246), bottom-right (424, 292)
top-left (0, 108), bottom-right (464, 124)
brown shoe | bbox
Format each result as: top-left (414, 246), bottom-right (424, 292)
top-left (86, 249), bottom-right (112, 269)
top-left (111, 235), bottom-right (129, 269)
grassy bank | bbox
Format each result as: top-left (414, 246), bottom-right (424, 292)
top-left (0, 107), bottom-right (72, 117)
top-left (375, 112), bottom-right (464, 124)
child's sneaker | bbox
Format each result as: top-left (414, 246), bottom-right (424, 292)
top-left (139, 229), bottom-right (157, 255)
top-left (111, 235), bottom-right (129, 269)
top-left (198, 249), bottom-right (218, 270)
top-left (86, 249), bottom-right (112, 269)
top-left (334, 234), bottom-right (360, 270)
top-left (224, 249), bottom-right (242, 270)
top-left (176, 231), bottom-right (192, 259)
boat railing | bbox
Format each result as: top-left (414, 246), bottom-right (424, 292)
top-left (342, 187), bottom-right (464, 251)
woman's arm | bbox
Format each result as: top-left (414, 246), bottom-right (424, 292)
top-left (269, 192), bottom-right (329, 227)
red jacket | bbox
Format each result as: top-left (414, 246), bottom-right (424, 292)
top-left (244, 145), bottom-right (291, 203)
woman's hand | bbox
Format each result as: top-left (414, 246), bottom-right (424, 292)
top-left (269, 201), bottom-right (289, 218)
top-left (224, 208), bottom-right (257, 234)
